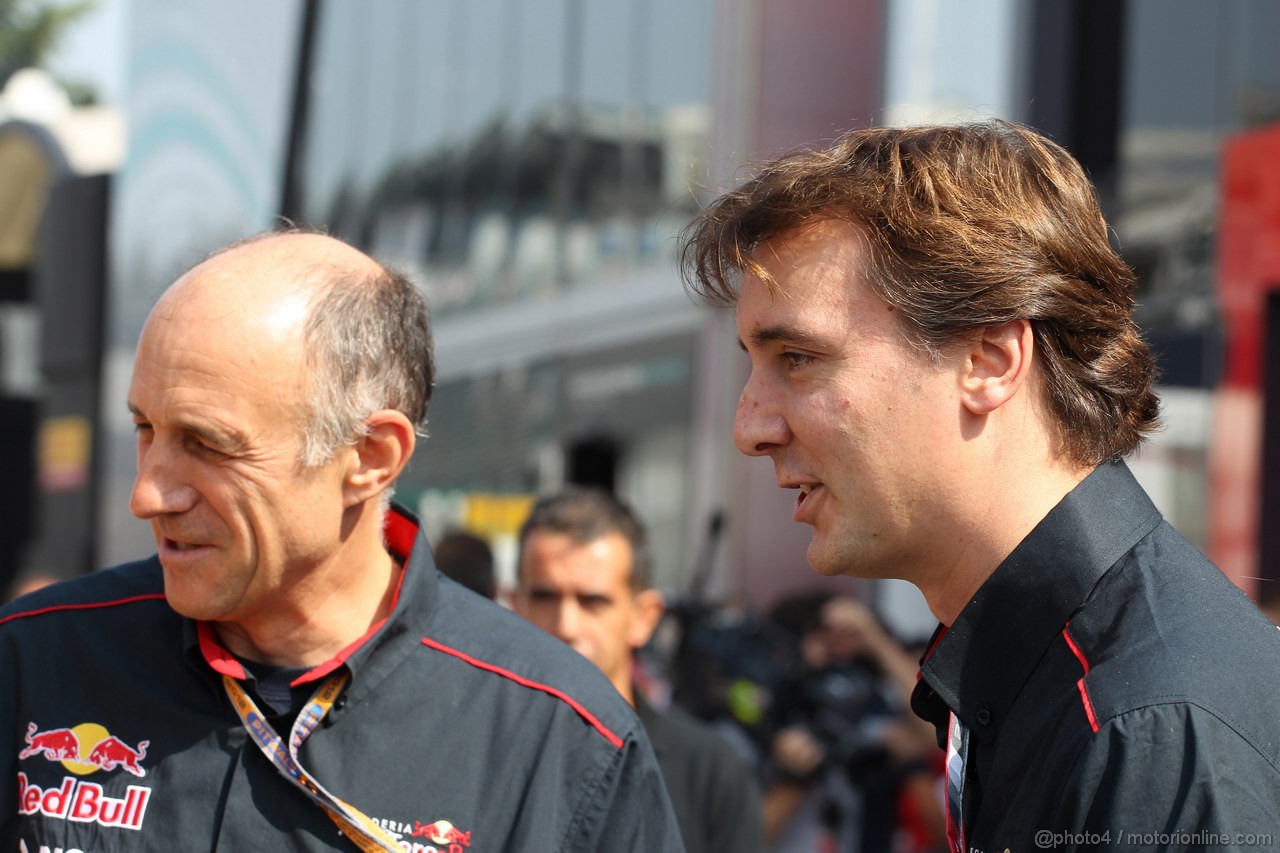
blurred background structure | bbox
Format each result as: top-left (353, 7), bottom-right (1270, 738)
top-left (4, 0), bottom-right (1280, 635)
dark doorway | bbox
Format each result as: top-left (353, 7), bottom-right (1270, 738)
top-left (566, 435), bottom-right (620, 493)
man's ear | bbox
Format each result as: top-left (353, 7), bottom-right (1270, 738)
top-left (960, 319), bottom-right (1035, 416)
top-left (343, 410), bottom-right (416, 508)
top-left (627, 588), bottom-right (666, 650)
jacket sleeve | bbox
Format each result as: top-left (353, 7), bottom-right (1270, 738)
top-left (1047, 703), bottom-right (1280, 850)
top-left (562, 734), bottom-right (686, 853)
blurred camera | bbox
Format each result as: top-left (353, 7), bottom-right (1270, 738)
top-left (793, 662), bottom-right (896, 784)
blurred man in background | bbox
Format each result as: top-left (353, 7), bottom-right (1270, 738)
top-left (1, 231), bottom-right (681, 852)
top-left (433, 529), bottom-right (496, 599)
top-left (513, 488), bottom-right (764, 853)
top-left (683, 121), bottom-right (1280, 849)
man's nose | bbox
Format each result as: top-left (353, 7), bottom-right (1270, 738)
top-left (130, 441), bottom-right (197, 520)
top-left (733, 376), bottom-right (790, 457)
top-left (551, 599), bottom-right (583, 645)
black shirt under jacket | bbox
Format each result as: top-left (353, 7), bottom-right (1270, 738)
top-left (911, 461), bottom-right (1280, 852)
top-left (634, 693), bottom-right (764, 853)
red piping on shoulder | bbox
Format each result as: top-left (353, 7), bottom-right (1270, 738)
top-left (420, 636), bottom-right (626, 749)
top-left (1061, 625), bottom-right (1091, 674)
top-left (1062, 625), bottom-right (1100, 733)
top-left (0, 593), bottom-right (168, 627)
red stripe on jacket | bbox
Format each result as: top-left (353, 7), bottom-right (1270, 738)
top-left (1062, 625), bottom-right (1100, 733)
top-left (421, 636), bottom-right (626, 749)
top-left (0, 593), bottom-right (168, 627)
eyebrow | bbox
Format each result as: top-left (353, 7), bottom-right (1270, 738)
top-left (127, 402), bottom-right (250, 453)
top-left (737, 324), bottom-right (830, 351)
top-left (526, 583), bottom-right (617, 602)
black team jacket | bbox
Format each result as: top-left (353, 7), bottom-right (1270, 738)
top-left (911, 462), bottom-right (1280, 852)
top-left (1, 506), bottom-right (683, 852)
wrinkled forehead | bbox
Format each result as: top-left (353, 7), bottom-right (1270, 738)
top-left (128, 307), bottom-right (311, 452)
top-left (136, 273), bottom-right (313, 399)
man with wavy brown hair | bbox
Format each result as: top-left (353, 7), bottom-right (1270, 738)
top-left (683, 121), bottom-right (1280, 851)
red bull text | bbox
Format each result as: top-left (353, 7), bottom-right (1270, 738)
top-left (16, 773), bottom-right (151, 831)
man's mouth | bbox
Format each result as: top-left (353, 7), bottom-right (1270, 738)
top-left (162, 537), bottom-right (208, 553)
top-left (793, 483), bottom-right (823, 519)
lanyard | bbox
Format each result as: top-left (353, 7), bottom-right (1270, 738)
top-left (222, 672), bottom-right (403, 852)
top-left (944, 710), bottom-right (970, 853)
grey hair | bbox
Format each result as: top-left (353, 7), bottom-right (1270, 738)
top-left (298, 264), bottom-right (435, 467)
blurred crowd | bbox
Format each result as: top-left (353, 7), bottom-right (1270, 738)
top-left (659, 590), bottom-right (946, 853)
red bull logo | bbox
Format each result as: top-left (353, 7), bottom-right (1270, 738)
top-left (85, 737), bottom-right (148, 777)
top-left (18, 722), bottom-right (149, 778)
top-left (370, 814), bottom-right (477, 853)
top-left (17, 726), bottom-right (80, 762)
top-left (411, 819), bottom-right (471, 852)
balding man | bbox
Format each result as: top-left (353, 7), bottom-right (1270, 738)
top-left (0, 232), bottom-right (682, 852)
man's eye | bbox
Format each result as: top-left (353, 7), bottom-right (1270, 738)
top-left (781, 351), bottom-right (813, 368)
top-left (187, 437), bottom-right (228, 459)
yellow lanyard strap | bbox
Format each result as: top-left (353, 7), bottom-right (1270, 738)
top-left (222, 673), bottom-right (403, 853)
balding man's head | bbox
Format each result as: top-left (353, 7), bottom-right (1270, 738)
top-left (164, 231), bottom-right (385, 304)
top-left (152, 231), bottom-right (435, 467)
top-left (128, 231), bottom-right (433, 628)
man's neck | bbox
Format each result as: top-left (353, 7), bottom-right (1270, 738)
top-left (215, 544), bottom-right (400, 668)
top-left (615, 677), bottom-right (635, 708)
top-left (917, 460), bottom-right (1093, 627)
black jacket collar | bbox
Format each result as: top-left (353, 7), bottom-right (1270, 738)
top-left (916, 461), bottom-right (1162, 744)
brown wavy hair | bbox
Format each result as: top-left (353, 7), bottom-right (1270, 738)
top-left (681, 120), bottom-right (1159, 466)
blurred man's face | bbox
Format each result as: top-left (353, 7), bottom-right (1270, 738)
top-left (127, 277), bottom-right (352, 628)
top-left (733, 218), bottom-right (966, 582)
top-left (513, 531), bottom-right (659, 702)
